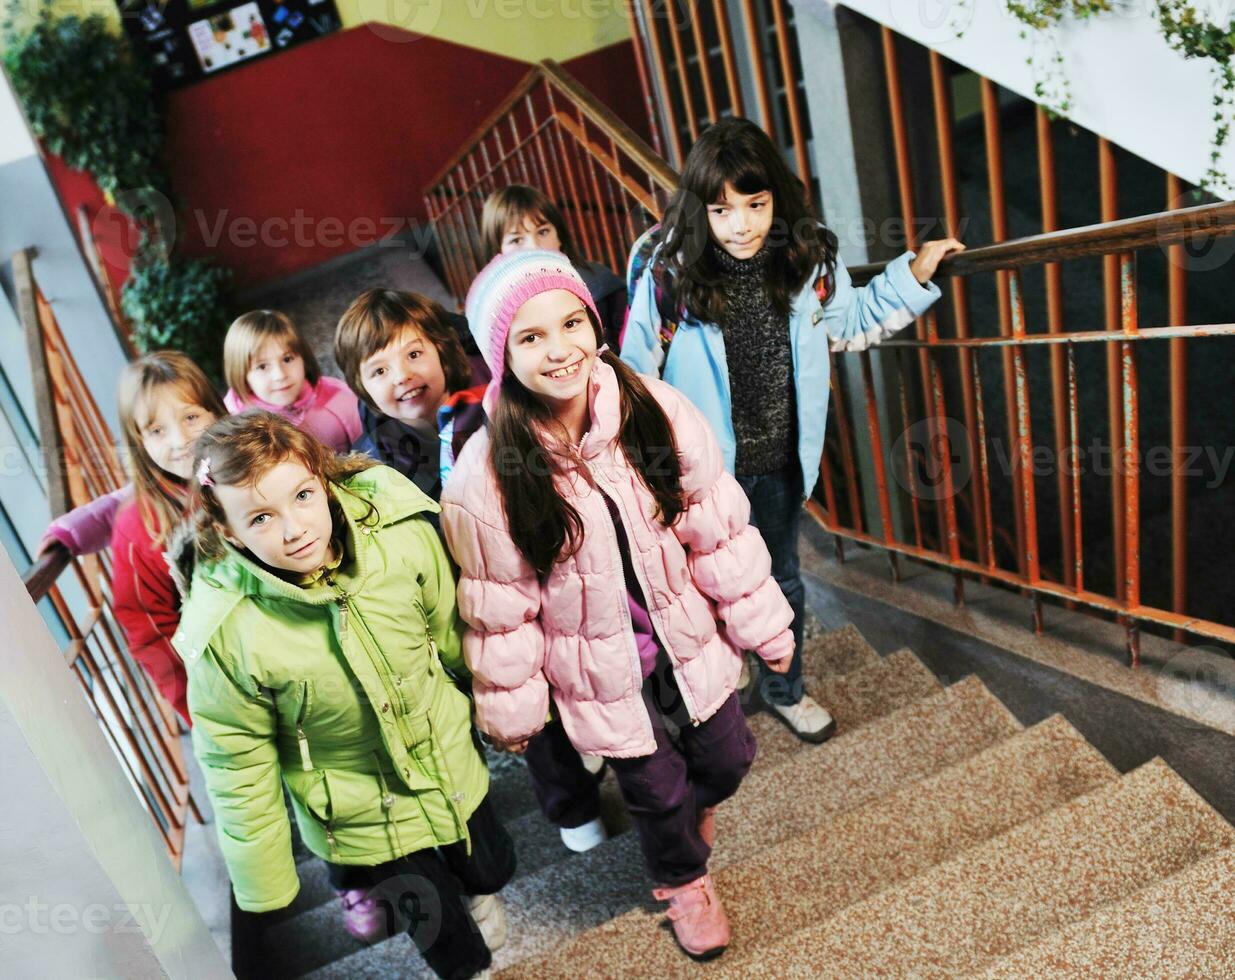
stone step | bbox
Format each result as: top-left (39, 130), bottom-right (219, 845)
top-left (978, 845), bottom-right (1235, 978)
top-left (276, 625), bottom-right (888, 922)
top-left (505, 714), bottom-right (1116, 979)
top-left (305, 652), bottom-right (981, 980)
top-left (714, 758), bottom-right (1235, 978)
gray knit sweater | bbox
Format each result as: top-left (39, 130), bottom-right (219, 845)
top-left (713, 244), bottom-right (796, 476)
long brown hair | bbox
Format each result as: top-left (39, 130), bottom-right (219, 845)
top-left (117, 351), bottom-right (227, 545)
top-left (480, 184), bottom-right (585, 267)
top-left (658, 117), bottom-right (837, 322)
top-left (223, 309), bottom-right (322, 401)
top-left (489, 313), bottom-right (685, 576)
top-left (189, 411), bottom-right (379, 562)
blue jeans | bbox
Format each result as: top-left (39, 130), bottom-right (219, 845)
top-left (734, 466), bottom-right (806, 707)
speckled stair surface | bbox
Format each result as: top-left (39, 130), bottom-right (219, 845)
top-left (279, 626), bottom-right (886, 977)
top-left (712, 758), bottom-right (1235, 979)
top-left (978, 845), bottom-right (1235, 979)
top-left (307, 661), bottom-right (1005, 980)
top-left (501, 714), bottom-right (1115, 980)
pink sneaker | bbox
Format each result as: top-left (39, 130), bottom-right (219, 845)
top-left (336, 888), bottom-right (390, 943)
top-left (697, 806), bottom-right (717, 849)
top-left (652, 873), bottom-right (730, 960)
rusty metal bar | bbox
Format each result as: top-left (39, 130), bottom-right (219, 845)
top-left (982, 77), bottom-right (1028, 576)
top-left (896, 347), bottom-right (924, 549)
top-left (1120, 253), bottom-right (1141, 666)
top-left (829, 351), bottom-right (865, 536)
top-left (1037, 107), bottom-right (1075, 592)
top-left (686, 0), bottom-right (719, 123)
top-left (1066, 342), bottom-right (1085, 592)
top-left (738, 0), bottom-right (776, 131)
top-left (574, 103), bottom-right (621, 271)
top-left (1100, 138), bottom-right (1125, 603)
top-left (970, 348), bottom-right (997, 568)
top-left (713, 0), bottom-right (745, 116)
top-left (621, 0), bottom-right (666, 156)
top-left (1008, 270), bottom-right (1042, 588)
top-left (1167, 173), bottom-right (1188, 641)
top-left (637, 0), bottom-right (686, 163)
top-left (859, 352), bottom-right (896, 542)
top-left (662, 0), bottom-right (701, 141)
top-left (771, 0), bottom-right (811, 189)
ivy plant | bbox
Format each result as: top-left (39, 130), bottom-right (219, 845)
top-left (1006, 0), bottom-right (1114, 119)
top-left (121, 243), bottom-right (233, 385)
top-left (2, 6), bottom-right (165, 210)
top-left (1157, 1), bottom-right (1235, 193)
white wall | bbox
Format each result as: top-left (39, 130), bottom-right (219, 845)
top-left (800, 0), bottom-right (1235, 192)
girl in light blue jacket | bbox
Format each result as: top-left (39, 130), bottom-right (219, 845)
top-left (621, 117), bottom-right (963, 744)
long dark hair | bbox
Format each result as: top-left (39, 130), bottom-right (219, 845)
top-left (658, 117), bottom-right (838, 322)
top-left (489, 315), bottom-right (685, 576)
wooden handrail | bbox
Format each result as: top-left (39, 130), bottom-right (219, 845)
top-left (423, 59), bottom-right (678, 200)
top-left (24, 542), bottom-right (71, 603)
top-left (850, 200), bottom-right (1235, 284)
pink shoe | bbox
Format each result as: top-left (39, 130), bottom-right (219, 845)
top-left (652, 873), bottom-right (730, 960)
top-left (336, 888), bottom-right (391, 943)
top-left (697, 806), bottom-right (717, 849)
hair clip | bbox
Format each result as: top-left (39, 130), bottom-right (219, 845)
top-left (197, 457), bottom-right (214, 488)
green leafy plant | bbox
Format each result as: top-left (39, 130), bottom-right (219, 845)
top-left (1006, 0), bottom-right (1114, 118)
top-left (2, 6), bottom-right (165, 209)
top-left (121, 244), bottom-right (233, 384)
top-left (1157, 1), bottom-right (1235, 193)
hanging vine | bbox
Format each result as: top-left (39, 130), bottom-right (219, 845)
top-left (1156, 1), bottom-right (1235, 194)
top-left (1006, 0), bottom-right (1114, 119)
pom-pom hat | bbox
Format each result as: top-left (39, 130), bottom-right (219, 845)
top-left (464, 249), bottom-right (601, 414)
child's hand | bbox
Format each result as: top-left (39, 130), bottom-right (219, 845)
top-left (910, 238), bottom-right (966, 284)
top-left (765, 653), bottom-right (793, 675)
top-left (489, 735), bottom-right (530, 754)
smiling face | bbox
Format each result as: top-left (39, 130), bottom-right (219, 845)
top-left (359, 325), bottom-right (448, 424)
top-left (245, 337), bottom-right (307, 407)
top-left (505, 289), bottom-right (597, 419)
top-left (707, 181), bottom-right (774, 260)
top-left (135, 384), bottom-right (218, 480)
top-left (500, 213), bottom-right (562, 256)
top-left (213, 458), bottom-right (335, 576)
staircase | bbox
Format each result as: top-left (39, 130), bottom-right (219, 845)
top-left (239, 618), bottom-right (1234, 979)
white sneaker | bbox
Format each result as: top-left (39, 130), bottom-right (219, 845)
top-left (470, 972), bottom-right (491, 980)
top-left (768, 694), bottom-right (837, 744)
top-left (467, 893), bottom-right (507, 952)
top-left (559, 817), bottom-right (608, 853)
top-left (580, 753), bottom-right (605, 777)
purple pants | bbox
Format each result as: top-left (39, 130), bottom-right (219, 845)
top-left (532, 655), bottom-right (756, 886)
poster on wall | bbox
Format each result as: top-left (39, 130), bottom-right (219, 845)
top-left (117, 0), bottom-right (341, 90)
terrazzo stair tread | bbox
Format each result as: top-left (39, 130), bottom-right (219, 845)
top-left (711, 758), bottom-right (1235, 979)
top-left (745, 646), bottom-right (939, 771)
top-left (270, 632), bottom-right (887, 930)
top-left (475, 675), bottom-right (1020, 979)
top-left (978, 845), bottom-right (1235, 978)
top-left (503, 714), bottom-right (1117, 980)
top-left (310, 673), bottom-right (1016, 980)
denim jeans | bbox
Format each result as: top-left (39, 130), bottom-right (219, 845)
top-left (734, 465), bottom-right (806, 707)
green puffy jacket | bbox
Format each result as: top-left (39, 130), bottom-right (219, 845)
top-left (173, 465), bottom-right (489, 912)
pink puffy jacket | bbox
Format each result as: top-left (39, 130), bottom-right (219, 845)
top-left (441, 359), bottom-right (794, 759)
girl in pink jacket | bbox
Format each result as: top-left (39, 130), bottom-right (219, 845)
top-left (222, 309), bottom-right (361, 453)
top-left (441, 251), bottom-right (794, 962)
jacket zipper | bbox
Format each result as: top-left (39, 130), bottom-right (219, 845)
top-left (585, 457), bottom-right (702, 726)
top-left (296, 680), bottom-right (313, 772)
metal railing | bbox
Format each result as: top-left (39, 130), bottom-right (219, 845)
top-left (424, 54), bottom-right (1235, 668)
top-left (15, 249), bottom-right (201, 868)
top-left (423, 60), bottom-right (677, 308)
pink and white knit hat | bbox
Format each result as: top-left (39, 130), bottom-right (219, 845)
top-left (464, 249), bottom-right (601, 414)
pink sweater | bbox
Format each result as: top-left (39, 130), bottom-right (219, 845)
top-left (441, 360), bottom-right (793, 759)
top-left (223, 376), bottom-right (361, 453)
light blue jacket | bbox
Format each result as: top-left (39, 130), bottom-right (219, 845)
top-left (620, 248), bottom-right (941, 495)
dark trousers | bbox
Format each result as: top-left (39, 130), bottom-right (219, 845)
top-left (523, 719), bottom-right (602, 829)
top-left (735, 465), bottom-right (806, 706)
top-left (326, 796), bottom-right (516, 980)
top-left (605, 657), bottom-right (756, 886)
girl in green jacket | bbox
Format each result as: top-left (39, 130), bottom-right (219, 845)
top-left (173, 411), bottom-right (514, 980)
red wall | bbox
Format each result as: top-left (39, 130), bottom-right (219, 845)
top-left (45, 28), bottom-right (650, 292)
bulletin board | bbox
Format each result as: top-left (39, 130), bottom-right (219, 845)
top-left (117, 0), bottom-right (341, 89)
